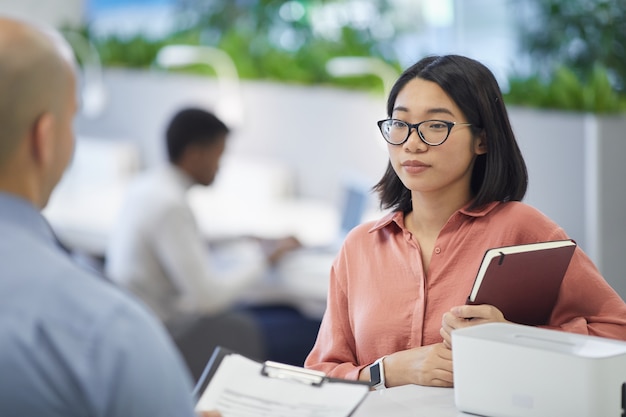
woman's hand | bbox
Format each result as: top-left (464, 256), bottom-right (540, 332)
top-left (440, 304), bottom-right (510, 349)
top-left (382, 343), bottom-right (454, 388)
top-left (198, 411), bottom-right (222, 417)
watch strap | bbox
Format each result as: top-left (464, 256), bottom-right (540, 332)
top-left (370, 355), bottom-right (387, 390)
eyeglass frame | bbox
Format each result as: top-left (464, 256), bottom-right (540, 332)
top-left (377, 118), bottom-right (473, 146)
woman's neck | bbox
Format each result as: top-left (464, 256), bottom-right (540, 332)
top-left (406, 190), bottom-right (472, 236)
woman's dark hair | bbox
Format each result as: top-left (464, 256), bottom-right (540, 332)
top-left (166, 107), bottom-right (229, 163)
top-left (373, 55), bottom-right (527, 213)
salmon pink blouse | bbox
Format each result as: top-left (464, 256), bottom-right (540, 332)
top-left (304, 201), bottom-right (626, 380)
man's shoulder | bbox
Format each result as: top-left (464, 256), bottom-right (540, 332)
top-left (2, 246), bottom-right (156, 335)
top-left (0, 220), bottom-right (156, 333)
top-left (0, 261), bottom-right (195, 417)
top-left (0, 246), bottom-right (188, 373)
top-left (123, 167), bottom-right (189, 212)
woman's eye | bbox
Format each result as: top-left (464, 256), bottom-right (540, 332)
top-left (426, 122), bottom-right (447, 130)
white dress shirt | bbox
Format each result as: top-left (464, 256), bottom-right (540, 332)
top-left (105, 164), bottom-right (267, 324)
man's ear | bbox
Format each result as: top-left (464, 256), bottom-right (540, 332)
top-left (474, 131), bottom-right (488, 155)
top-left (30, 112), bottom-right (56, 168)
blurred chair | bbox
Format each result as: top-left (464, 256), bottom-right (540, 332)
top-left (167, 311), bottom-right (265, 383)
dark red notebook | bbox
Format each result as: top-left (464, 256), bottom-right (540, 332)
top-left (467, 239), bottom-right (577, 326)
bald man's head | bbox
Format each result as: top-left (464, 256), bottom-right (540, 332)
top-left (0, 17), bottom-right (76, 169)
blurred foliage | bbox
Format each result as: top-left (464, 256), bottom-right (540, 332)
top-left (69, 0), bottom-right (403, 94)
top-left (505, 65), bottom-right (626, 113)
top-left (505, 0), bottom-right (626, 113)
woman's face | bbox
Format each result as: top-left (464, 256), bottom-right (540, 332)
top-left (388, 77), bottom-right (486, 201)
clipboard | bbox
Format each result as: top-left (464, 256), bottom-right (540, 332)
top-left (194, 346), bottom-right (370, 417)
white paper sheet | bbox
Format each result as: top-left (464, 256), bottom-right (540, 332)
top-left (195, 354), bottom-right (369, 417)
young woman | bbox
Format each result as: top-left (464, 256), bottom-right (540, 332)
top-left (304, 55), bottom-right (626, 388)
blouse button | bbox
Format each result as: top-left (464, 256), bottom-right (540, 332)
top-left (434, 247), bottom-right (441, 254)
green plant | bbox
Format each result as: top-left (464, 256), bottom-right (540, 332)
top-left (504, 65), bottom-right (626, 113)
top-left (518, 0), bottom-right (626, 93)
top-left (507, 0), bottom-right (626, 113)
top-left (73, 0), bottom-right (403, 94)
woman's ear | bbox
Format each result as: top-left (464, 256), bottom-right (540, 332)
top-left (30, 112), bottom-right (56, 168)
top-left (474, 131), bottom-right (488, 155)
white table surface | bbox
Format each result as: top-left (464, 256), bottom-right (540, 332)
top-left (353, 385), bottom-right (469, 417)
top-left (210, 241), bottom-right (335, 318)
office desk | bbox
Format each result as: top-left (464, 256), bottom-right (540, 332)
top-left (209, 241), bottom-right (335, 318)
top-left (353, 385), bottom-right (468, 417)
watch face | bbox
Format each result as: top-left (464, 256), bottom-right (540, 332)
top-left (370, 363), bottom-right (381, 386)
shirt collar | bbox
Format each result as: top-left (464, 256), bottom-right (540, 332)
top-left (0, 192), bottom-right (59, 248)
top-left (368, 201), bottom-right (501, 233)
top-left (165, 164), bottom-right (195, 191)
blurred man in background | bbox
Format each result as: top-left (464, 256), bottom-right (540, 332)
top-left (106, 108), bottom-right (320, 380)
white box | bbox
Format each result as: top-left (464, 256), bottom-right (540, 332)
top-left (452, 322), bottom-right (626, 417)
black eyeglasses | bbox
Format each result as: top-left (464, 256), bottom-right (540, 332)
top-left (377, 119), bottom-right (473, 146)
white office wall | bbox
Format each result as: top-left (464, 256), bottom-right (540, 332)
top-left (594, 117), bottom-right (626, 298)
top-left (73, 69), bottom-right (389, 205)
top-left (510, 108), bottom-right (587, 248)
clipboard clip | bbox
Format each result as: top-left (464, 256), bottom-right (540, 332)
top-left (261, 360), bottom-right (326, 387)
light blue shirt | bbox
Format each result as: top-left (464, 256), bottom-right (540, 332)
top-left (0, 192), bottom-right (197, 417)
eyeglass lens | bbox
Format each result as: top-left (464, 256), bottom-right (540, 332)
top-left (381, 120), bottom-right (450, 145)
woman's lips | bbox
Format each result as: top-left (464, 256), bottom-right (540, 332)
top-left (402, 160), bottom-right (430, 174)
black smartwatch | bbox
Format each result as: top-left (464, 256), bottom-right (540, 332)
top-left (369, 356), bottom-right (387, 390)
